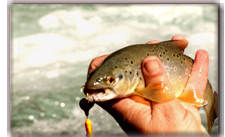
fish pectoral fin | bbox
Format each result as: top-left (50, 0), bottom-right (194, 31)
top-left (134, 82), bottom-right (176, 103)
top-left (177, 89), bottom-right (208, 107)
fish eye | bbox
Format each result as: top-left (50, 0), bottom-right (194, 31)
top-left (107, 76), bottom-right (115, 84)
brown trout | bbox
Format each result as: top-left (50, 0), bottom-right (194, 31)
top-left (82, 40), bottom-right (218, 132)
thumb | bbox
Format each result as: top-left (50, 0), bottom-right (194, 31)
top-left (139, 56), bottom-right (175, 103)
top-left (142, 56), bottom-right (173, 92)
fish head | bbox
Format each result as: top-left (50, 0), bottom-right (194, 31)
top-left (84, 63), bottom-right (137, 102)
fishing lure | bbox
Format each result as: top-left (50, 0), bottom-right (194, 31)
top-left (85, 119), bottom-right (93, 137)
top-left (79, 98), bottom-right (94, 137)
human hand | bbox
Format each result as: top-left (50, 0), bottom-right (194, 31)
top-left (87, 35), bottom-right (210, 136)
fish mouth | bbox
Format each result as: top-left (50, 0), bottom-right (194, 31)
top-left (83, 88), bottom-right (116, 102)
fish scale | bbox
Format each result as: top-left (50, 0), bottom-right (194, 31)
top-left (83, 40), bottom-right (218, 132)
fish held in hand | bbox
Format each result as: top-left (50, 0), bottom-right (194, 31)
top-left (83, 39), bottom-right (218, 132)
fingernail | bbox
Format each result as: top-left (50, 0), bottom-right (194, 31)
top-left (144, 60), bottom-right (160, 76)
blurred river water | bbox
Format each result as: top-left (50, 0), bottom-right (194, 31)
top-left (11, 4), bottom-right (218, 137)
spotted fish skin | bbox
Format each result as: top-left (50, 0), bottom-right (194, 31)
top-left (84, 40), bottom-right (218, 132)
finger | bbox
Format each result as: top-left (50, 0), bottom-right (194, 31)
top-left (146, 40), bottom-right (160, 44)
top-left (88, 54), bottom-right (109, 74)
top-left (180, 50), bottom-right (209, 109)
top-left (145, 35), bottom-right (188, 53)
top-left (171, 35), bottom-right (188, 52)
top-left (185, 50), bottom-right (209, 97)
top-left (146, 35), bottom-right (186, 45)
top-left (142, 56), bottom-right (172, 89)
top-left (141, 56), bottom-right (175, 102)
top-left (171, 34), bottom-right (186, 41)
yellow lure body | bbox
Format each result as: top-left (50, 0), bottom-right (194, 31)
top-left (85, 118), bottom-right (93, 137)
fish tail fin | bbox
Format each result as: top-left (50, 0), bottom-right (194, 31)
top-left (204, 91), bottom-right (218, 132)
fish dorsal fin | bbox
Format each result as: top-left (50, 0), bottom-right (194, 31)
top-left (160, 39), bottom-right (189, 52)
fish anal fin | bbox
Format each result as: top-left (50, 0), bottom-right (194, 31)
top-left (134, 82), bottom-right (175, 103)
top-left (177, 89), bottom-right (208, 107)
